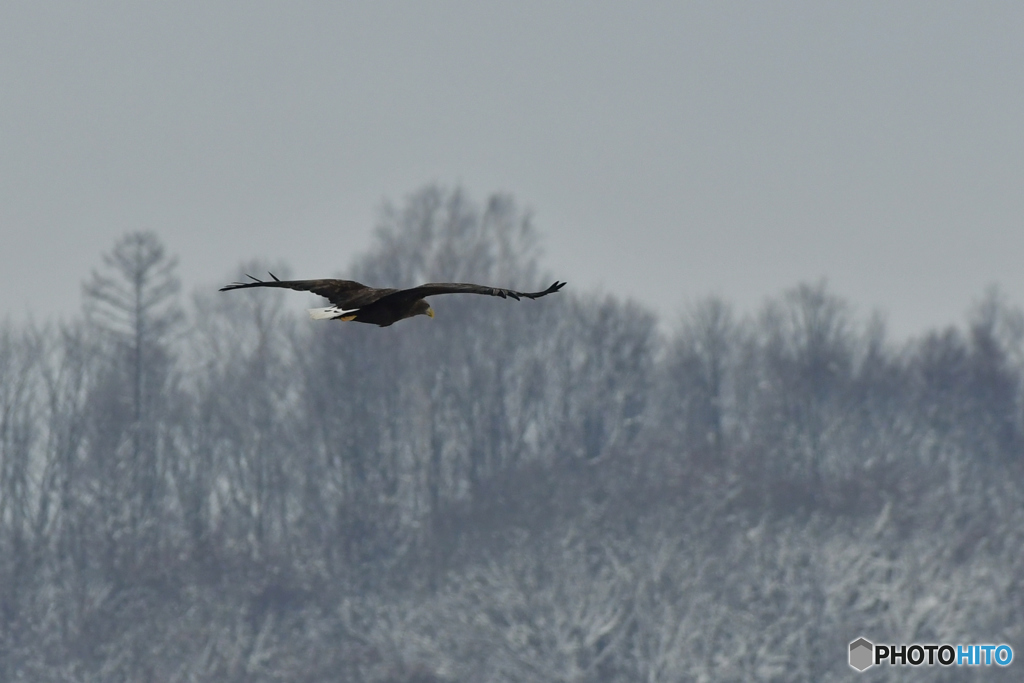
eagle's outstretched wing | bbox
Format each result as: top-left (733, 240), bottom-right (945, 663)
top-left (393, 280), bottom-right (566, 302)
top-left (219, 273), bottom-right (398, 309)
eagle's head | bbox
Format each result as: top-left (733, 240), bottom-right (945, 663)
top-left (412, 299), bottom-right (435, 319)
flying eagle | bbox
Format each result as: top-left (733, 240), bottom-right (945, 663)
top-left (219, 273), bottom-right (566, 327)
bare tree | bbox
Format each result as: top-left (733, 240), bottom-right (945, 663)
top-left (83, 232), bottom-right (181, 425)
top-left (0, 324), bottom-right (42, 674)
top-left (81, 231), bottom-right (182, 570)
top-left (744, 281), bottom-right (858, 508)
top-left (662, 297), bottom-right (738, 466)
top-left (185, 262), bottom-right (300, 564)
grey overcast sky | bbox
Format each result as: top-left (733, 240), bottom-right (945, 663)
top-left (2, 2), bottom-right (1022, 339)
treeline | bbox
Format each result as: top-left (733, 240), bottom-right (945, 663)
top-left (0, 185), bottom-right (1022, 681)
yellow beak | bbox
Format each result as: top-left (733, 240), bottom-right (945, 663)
top-left (426, 307), bottom-right (435, 318)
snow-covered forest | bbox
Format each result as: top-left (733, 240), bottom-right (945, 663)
top-left (1, 185), bottom-right (1022, 681)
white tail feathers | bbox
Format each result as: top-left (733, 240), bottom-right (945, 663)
top-left (308, 306), bottom-right (353, 320)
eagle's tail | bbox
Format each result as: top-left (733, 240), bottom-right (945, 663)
top-left (308, 306), bottom-right (348, 320)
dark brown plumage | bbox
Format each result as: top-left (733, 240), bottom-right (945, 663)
top-left (219, 273), bottom-right (566, 327)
